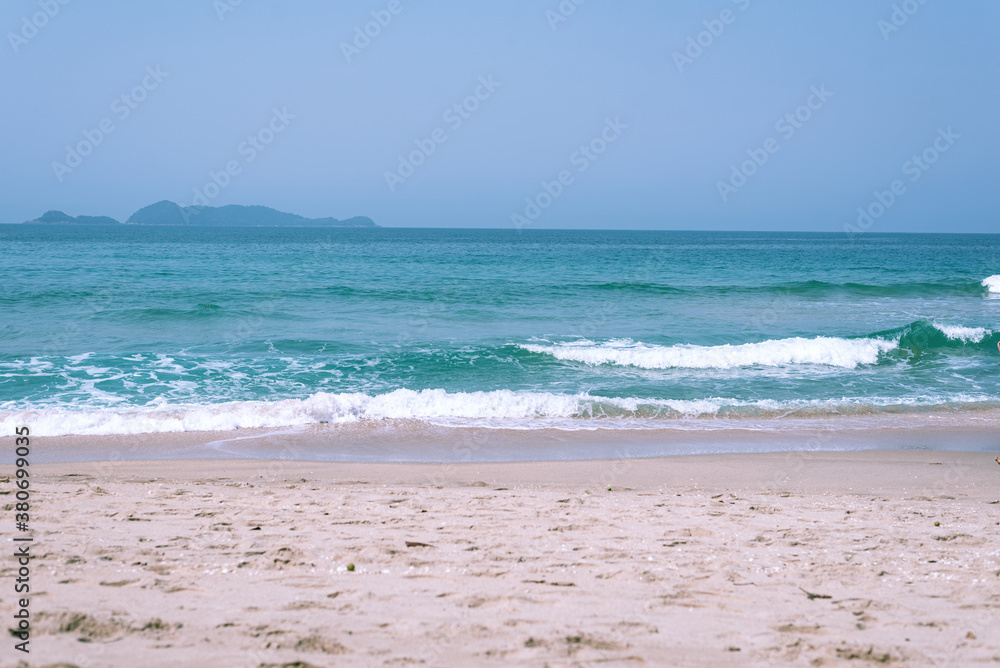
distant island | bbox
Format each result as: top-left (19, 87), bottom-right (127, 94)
top-left (24, 201), bottom-right (377, 228)
top-left (25, 210), bottom-right (120, 225)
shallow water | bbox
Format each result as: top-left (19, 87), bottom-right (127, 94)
top-left (1, 226), bottom-right (998, 443)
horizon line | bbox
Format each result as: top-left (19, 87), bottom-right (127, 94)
top-left (3, 222), bottom-right (999, 235)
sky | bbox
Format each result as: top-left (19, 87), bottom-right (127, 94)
top-left (1, 0), bottom-right (998, 232)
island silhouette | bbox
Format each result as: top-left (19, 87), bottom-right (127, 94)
top-left (24, 200), bottom-right (376, 227)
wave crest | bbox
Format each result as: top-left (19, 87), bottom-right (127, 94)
top-left (519, 336), bottom-right (897, 370)
top-left (3, 389), bottom-right (998, 437)
top-left (0, 390), bottom-right (725, 436)
top-left (932, 323), bottom-right (992, 343)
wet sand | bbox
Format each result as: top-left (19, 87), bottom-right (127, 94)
top-left (4, 451), bottom-right (999, 667)
top-left (29, 411), bottom-right (1000, 464)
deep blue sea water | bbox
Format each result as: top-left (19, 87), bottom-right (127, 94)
top-left (1, 226), bottom-right (998, 439)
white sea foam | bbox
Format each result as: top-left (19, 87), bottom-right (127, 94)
top-left (984, 275), bottom-right (1000, 294)
top-left (518, 336), bottom-right (897, 370)
top-left (0, 390), bottom-right (717, 436)
top-left (4, 390), bottom-right (996, 437)
top-left (932, 323), bottom-right (993, 343)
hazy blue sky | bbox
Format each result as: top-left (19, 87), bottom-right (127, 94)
top-left (2, 0), bottom-right (997, 231)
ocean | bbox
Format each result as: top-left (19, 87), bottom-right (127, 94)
top-left (1, 226), bottom-right (998, 456)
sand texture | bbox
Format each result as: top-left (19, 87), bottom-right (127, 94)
top-left (3, 451), bottom-right (999, 667)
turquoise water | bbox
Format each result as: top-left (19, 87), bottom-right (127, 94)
top-left (1, 226), bottom-right (998, 437)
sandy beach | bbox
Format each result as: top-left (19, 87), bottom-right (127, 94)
top-left (2, 450), bottom-right (998, 667)
top-left (5, 1), bottom-right (999, 665)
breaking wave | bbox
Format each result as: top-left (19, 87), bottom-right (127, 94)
top-left (519, 320), bottom-right (997, 370)
top-left (519, 337), bottom-right (895, 370)
top-left (3, 388), bottom-right (998, 437)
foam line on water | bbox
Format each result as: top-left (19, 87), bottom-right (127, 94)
top-left (518, 336), bottom-right (898, 370)
top-left (2, 389), bottom-right (998, 437)
top-left (931, 323), bottom-right (993, 343)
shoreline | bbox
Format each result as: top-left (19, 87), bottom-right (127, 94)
top-left (26, 412), bottom-right (1000, 463)
top-left (33, 449), bottom-right (1000, 495)
top-left (10, 451), bottom-right (999, 666)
